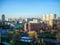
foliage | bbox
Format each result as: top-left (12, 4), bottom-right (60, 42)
top-left (9, 40), bottom-right (15, 45)
top-left (57, 22), bottom-right (60, 30)
top-left (38, 31), bottom-right (56, 39)
top-left (56, 33), bottom-right (60, 42)
top-left (28, 31), bottom-right (38, 39)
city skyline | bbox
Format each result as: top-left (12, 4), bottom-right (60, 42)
top-left (0, 0), bottom-right (60, 18)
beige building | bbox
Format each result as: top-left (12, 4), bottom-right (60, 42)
top-left (42, 14), bottom-right (56, 26)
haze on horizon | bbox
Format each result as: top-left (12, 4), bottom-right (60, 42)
top-left (0, 0), bottom-right (60, 18)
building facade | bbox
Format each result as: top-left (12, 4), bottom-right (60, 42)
top-left (2, 14), bottom-right (5, 21)
top-left (42, 14), bottom-right (56, 26)
top-left (24, 22), bottom-right (46, 32)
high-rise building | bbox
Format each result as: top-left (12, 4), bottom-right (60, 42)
top-left (2, 14), bottom-right (5, 21)
top-left (42, 14), bottom-right (56, 26)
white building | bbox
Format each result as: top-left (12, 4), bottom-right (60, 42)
top-left (18, 17), bottom-right (23, 23)
top-left (29, 18), bottom-right (38, 23)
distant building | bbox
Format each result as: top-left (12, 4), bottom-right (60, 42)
top-left (56, 17), bottom-right (60, 23)
top-left (26, 18), bottom-right (33, 22)
top-left (0, 16), bottom-right (1, 20)
top-left (5, 18), bottom-right (9, 21)
top-left (2, 14), bottom-right (5, 21)
top-left (18, 17), bottom-right (23, 23)
top-left (26, 18), bottom-right (40, 23)
top-left (42, 14), bottom-right (56, 26)
top-left (29, 18), bottom-right (38, 23)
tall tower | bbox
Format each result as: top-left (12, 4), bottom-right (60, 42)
top-left (2, 14), bottom-right (5, 21)
top-left (49, 14), bottom-right (56, 26)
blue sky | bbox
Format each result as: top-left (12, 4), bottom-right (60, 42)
top-left (0, 0), bottom-right (60, 18)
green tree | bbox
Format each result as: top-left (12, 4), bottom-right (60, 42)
top-left (56, 22), bottom-right (60, 42)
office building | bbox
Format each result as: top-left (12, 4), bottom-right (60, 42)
top-left (2, 14), bottom-right (5, 21)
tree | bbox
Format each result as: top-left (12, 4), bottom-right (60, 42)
top-left (56, 22), bottom-right (60, 42)
top-left (56, 33), bottom-right (60, 42)
top-left (28, 31), bottom-right (38, 39)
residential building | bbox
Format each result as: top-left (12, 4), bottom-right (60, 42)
top-left (42, 14), bottom-right (56, 26)
top-left (24, 22), bottom-right (46, 32)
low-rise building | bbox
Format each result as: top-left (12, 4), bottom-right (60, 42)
top-left (24, 22), bottom-right (46, 32)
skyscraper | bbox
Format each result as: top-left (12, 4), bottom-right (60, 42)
top-left (2, 14), bottom-right (5, 21)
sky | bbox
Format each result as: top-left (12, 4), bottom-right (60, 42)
top-left (0, 0), bottom-right (60, 18)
